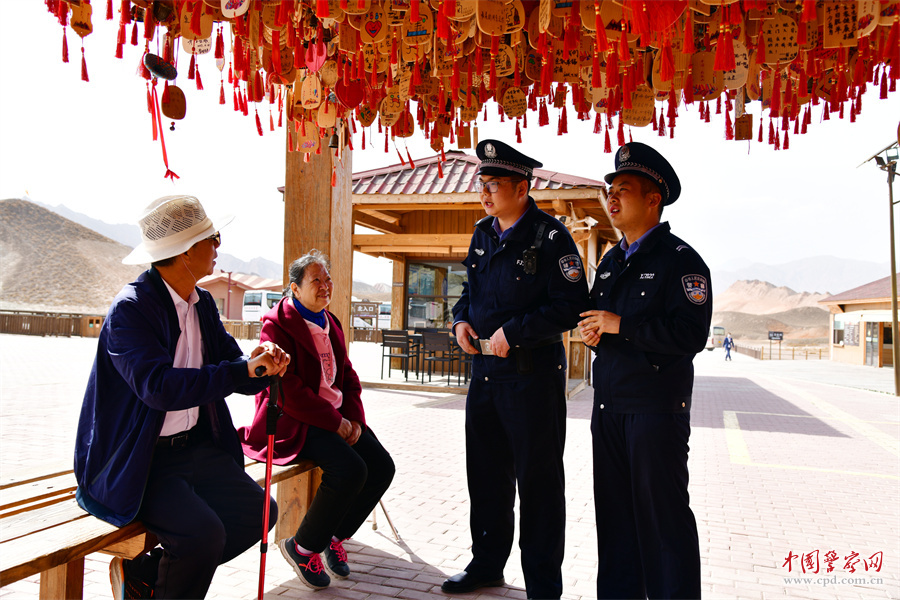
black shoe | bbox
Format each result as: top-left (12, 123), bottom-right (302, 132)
top-left (279, 538), bottom-right (331, 589)
top-left (323, 538), bottom-right (350, 579)
top-left (441, 571), bottom-right (505, 594)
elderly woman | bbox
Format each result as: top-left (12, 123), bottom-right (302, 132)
top-left (239, 249), bottom-right (394, 590)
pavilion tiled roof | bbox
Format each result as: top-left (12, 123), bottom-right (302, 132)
top-left (352, 150), bottom-right (605, 195)
top-left (820, 274), bottom-right (897, 304)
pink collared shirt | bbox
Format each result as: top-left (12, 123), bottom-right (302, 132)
top-left (305, 317), bottom-right (343, 410)
top-left (159, 280), bottom-right (202, 436)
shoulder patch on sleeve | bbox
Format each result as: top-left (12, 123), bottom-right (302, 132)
top-left (559, 254), bottom-right (583, 282)
top-left (682, 274), bottom-right (709, 305)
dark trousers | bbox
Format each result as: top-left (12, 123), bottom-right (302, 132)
top-left (464, 372), bottom-right (567, 600)
top-left (591, 410), bottom-right (701, 600)
top-left (130, 435), bottom-right (277, 599)
top-left (291, 425), bottom-right (395, 553)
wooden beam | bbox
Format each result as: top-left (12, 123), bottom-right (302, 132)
top-left (357, 246), bottom-right (455, 254)
top-left (361, 209), bottom-right (401, 224)
top-left (353, 233), bottom-right (472, 247)
top-left (353, 210), bottom-right (403, 234)
top-left (352, 188), bottom-right (601, 207)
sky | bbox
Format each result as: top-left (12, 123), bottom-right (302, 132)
top-left (1, 1), bottom-right (898, 286)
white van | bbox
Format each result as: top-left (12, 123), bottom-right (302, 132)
top-left (242, 291), bottom-right (283, 322)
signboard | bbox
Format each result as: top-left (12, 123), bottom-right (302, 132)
top-left (351, 302), bottom-right (379, 317)
top-left (844, 322), bottom-right (859, 347)
top-left (768, 331), bottom-right (784, 341)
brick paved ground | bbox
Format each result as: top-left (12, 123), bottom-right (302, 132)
top-left (1, 334), bottom-right (898, 599)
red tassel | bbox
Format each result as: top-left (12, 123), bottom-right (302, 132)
top-left (191, 1), bottom-right (203, 37)
top-left (317, 0), bottom-right (329, 18)
top-left (657, 111), bottom-right (666, 137)
top-left (215, 28), bottom-right (224, 60)
top-left (725, 109), bottom-right (733, 140)
top-left (756, 29), bottom-right (766, 65)
top-left (407, 149), bottom-right (415, 169)
top-left (539, 100), bottom-right (549, 126)
top-left (884, 18), bottom-right (899, 63)
top-left (106, 0), bottom-right (113, 20)
top-left (652, 105), bottom-right (658, 131)
top-left (716, 95), bottom-right (722, 114)
top-left (233, 88), bottom-right (239, 111)
top-left (660, 40), bottom-right (674, 83)
top-left (783, 130), bottom-right (789, 149)
top-left (774, 129), bottom-right (780, 151)
top-left (593, 111), bottom-right (602, 134)
top-left (255, 110), bottom-right (263, 136)
top-left (617, 116), bottom-right (625, 146)
top-left (881, 70), bottom-right (889, 99)
top-left (81, 45), bottom-right (89, 82)
top-left (195, 68), bottom-right (203, 91)
top-left (219, 80), bottom-right (225, 104)
top-left (437, 160), bottom-right (444, 179)
top-left (594, 1), bottom-right (608, 53)
top-left (130, 22), bottom-right (138, 46)
top-left (61, 29), bottom-right (68, 63)
top-left (683, 69), bottom-right (694, 105)
top-left (516, 119), bottom-right (522, 143)
top-left (606, 50), bottom-right (619, 89)
top-left (823, 102), bottom-right (830, 121)
top-left (560, 106), bottom-right (568, 134)
top-left (604, 127), bottom-right (612, 153)
top-left (411, 0), bottom-right (420, 23)
top-left (683, 10), bottom-right (695, 54)
top-left (331, 166), bottom-right (337, 187)
top-left (269, 112), bottom-right (274, 132)
top-left (188, 55), bottom-right (196, 80)
top-left (758, 119), bottom-right (763, 142)
top-left (146, 84), bottom-right (153, 114)
top-left (714, 23), bottom-right (735, 72)
top-left (768, 118), bottom-right (775, 144)
top-left (704, 101), bottom-right (711, 123)
top-left (618, 24), bottom-right (629, 61)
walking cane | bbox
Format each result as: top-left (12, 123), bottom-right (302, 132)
top-left (257, 371), bottom-right (283, 600)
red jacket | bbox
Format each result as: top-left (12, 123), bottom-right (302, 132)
top-left (239, 298), bottom-right (365, 464)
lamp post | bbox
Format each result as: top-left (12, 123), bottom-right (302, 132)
top-left (864, 141), bottom-right (899, 395)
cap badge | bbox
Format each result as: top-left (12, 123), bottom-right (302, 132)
top-left (484, 143), bottom-right (497, 158)
top-left (619, 145), bottom-right (630, 161)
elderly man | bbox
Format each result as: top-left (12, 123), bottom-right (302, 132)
top-left (74, 195), bottom-right (290, 599)
top-left (580, 143), bottom-right (711, 599)
top-left (445, 140), bottom-right (589, 600)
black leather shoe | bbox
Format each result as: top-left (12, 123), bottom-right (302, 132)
top-left (441, 571), bottom-right (505, 594)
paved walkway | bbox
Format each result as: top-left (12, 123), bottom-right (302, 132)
top-left (1, 334), bottom-right (898, 599)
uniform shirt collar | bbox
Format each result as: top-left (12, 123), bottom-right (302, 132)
top-left (620, 222), bottom-right (664, 259)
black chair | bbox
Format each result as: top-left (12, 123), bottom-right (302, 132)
top-left (420, 331), bottom-right (457, 383)
top-left (381, 330), bottom-right (418, 381)
top-left (451, 338), bottom-right (473, 386)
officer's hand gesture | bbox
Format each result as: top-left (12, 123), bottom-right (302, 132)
top-left (489, 327), bottom-right (511, 358)
top-left (454, 322), bottom-right (480, 355)
top-left (579, 310), bottom-right (621, 347)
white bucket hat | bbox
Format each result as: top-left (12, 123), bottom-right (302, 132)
top-left (122, 195), bottom-right (234, 265)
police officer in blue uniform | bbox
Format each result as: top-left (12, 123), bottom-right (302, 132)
top-left (443, 140), bottom-right (589, 600)
top-left (579, 142), bottom-right (711, 599)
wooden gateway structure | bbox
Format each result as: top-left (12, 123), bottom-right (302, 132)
top-left (350, 149), bottom-right (621, 392)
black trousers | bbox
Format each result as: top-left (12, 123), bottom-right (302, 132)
top-left (464, 372), bottom-right (567, 600)
top-left (591, 410), bottom-right (701, 600)
top-left (291, 425), bottom-right (395, 553)
top-left (130, 432), bottom-right (277, 599)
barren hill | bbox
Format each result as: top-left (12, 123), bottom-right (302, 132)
top-left (714, 279), bottom-right (829, 314)
top-left (0, 199), bottom-right (145, 314)
top-left (712, 280), bottom-right (829, 342)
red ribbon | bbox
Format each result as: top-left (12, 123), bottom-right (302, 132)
top-left (151, 82), bottom-right (179, 181)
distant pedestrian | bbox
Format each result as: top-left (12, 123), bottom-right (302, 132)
top-left (723, 333), bottom-right (735, 360)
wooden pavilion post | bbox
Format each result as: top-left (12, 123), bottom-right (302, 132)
top-left (283, 146), bottom-right (354, 340)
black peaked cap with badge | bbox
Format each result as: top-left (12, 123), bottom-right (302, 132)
top-left (605, 142), bottom-right (681, 205)
top-left (476, 139), bottom-right (542, 179)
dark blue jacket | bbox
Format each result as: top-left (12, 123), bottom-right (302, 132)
top-left (452, 198), bottom-right (590, 380)
top-left (589, 223), bottom-right (712, 413)
top-left (74, 268), bottom-right (267, 526)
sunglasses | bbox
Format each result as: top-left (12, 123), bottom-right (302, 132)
top-left (205, 231), bottom-right (221, 245)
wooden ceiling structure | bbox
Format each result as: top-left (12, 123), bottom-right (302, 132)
top-left (350, 149), bottom-right (618, 262)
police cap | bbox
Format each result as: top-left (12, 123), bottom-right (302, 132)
top-left (604, 142), bottom-right (681, 205)
top-left (476, 139), bottom-right (542, 179)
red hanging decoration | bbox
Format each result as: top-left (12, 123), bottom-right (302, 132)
top-left (61, 28), bottom-right (68, 63)
top-left (317, 0), bottom-right (329, 18)
top-left (617, 115), bottom-right (625, 146)
top-left (783, 130), bottom-right (789, 150)
top-left (657, 111), bottom-right (666, 137)
top-left (538, 99), bottom-right (549, 126)
top-left (106, 0), bottom-right (113, 21)
top-left (195, 67), bottom-right (203, 91)
top-left (683, 9), bottom-right (695, 54)
top-left (725, 109), bottom-right (733, 140)
top-left (758, 118), bottom-right (763, 142)
top-left (604, 127), bottom-right (612, 153)
top-left (219, 80), bottom-right (226, 104)
top-left (411, 0), bottom-right (420, 22)
top-left (130, 22), bottom-right (138, 46)
top-left (516, 119), bottom-right (522, 143)
top-left (81, 44), bottom-right (89, 82)
top-left (188, 54), bottom-right (196, 80)
top-left (407, 148), bottom-right (415, 169)
top-left (768, 118), bottom-right (775, 144)
top-left (150, 82), bottom-right (179, 180)
top-left (191, 1), bottom-right (203, 37)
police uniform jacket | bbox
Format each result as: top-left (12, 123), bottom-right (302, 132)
top-left (74, 267), bottom-right (268, 526)
top-left (453, 198), bottom-right (590, 380)
top-left (589, 223), bottom-right (712, 413)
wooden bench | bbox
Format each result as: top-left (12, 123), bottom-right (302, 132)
top-left (0, 458), bottom-right (320, 599)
